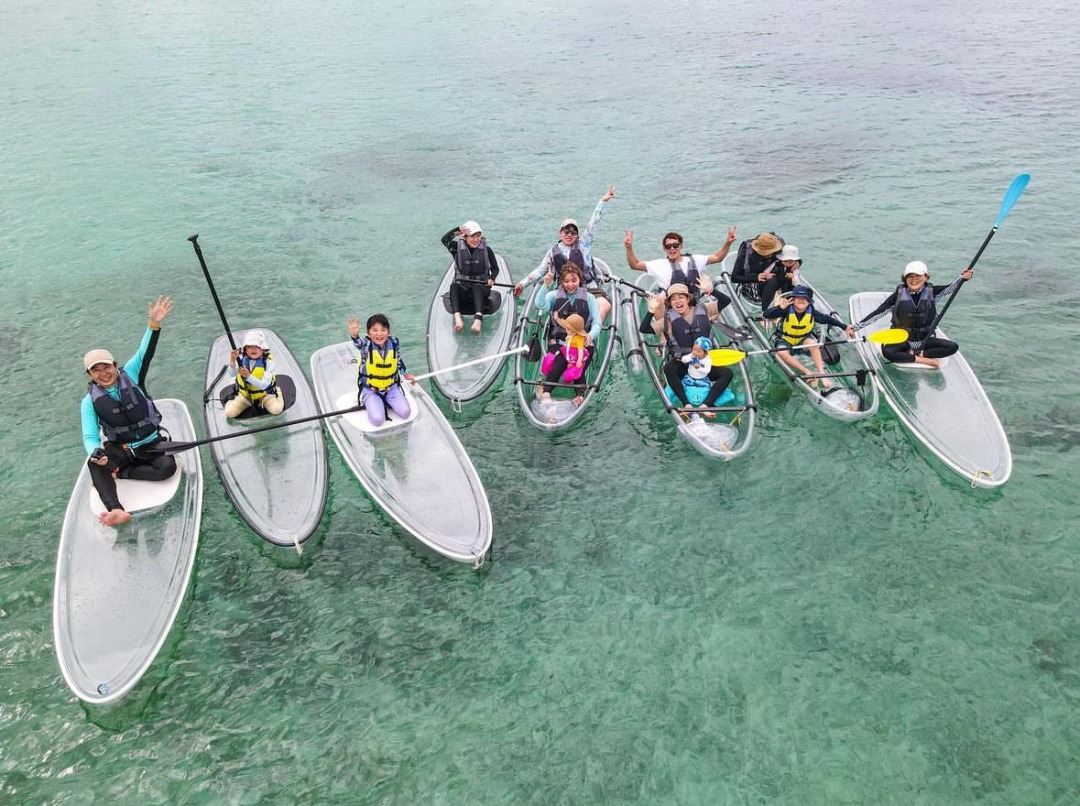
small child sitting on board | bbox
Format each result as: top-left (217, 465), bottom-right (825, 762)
top-left (346, 314), bottom-right (416, 427)
top-left (224, 330), bottom-right (284, 418)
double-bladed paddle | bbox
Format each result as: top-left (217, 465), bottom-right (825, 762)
top-left (708, 328), bottom-right (908, 366)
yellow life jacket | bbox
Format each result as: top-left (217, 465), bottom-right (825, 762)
top-left (236, 352), bottom-right (276, 401)
top-left (780, 310), bottom-right (815, 346)
top-left (362, 343), bottom-right (399, 391)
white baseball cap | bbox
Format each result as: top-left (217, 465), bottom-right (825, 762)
top-left (460, 220), bottom-right (482, 235)
top-left (903, 260), bottom-right (929, 277)
top-left (559, 218), bottom-right (579, 231)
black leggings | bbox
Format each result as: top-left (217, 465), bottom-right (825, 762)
top-left (88, 440), bottom-right (177, 512)
top-left (663, 361), bottom-right (734, 406)
top-left (449, 279), bottom-right (487, 317)
top-left (882, 337), bottom-right (959, 363)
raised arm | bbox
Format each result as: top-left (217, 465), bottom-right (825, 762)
top-left (440, 227), bottom-right (462, 254)
top-left (581, 185), bottom-right (616, 249)
top-left (705, 226), bottom-right (738, 265)
top-left (624, 229), bottom-right (646, 272)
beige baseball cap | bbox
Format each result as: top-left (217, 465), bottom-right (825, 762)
top-left (83, 349), bottom-right (115, 371)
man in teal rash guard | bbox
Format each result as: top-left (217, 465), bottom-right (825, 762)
top-left (80, 295), bottom-right (176, 527)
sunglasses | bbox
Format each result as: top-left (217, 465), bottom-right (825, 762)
top-left (663, 242), bottom-right (681, 250)
top-left (561, 227), bottom-right (578, 235)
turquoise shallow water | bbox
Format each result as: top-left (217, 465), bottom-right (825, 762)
top-left (2, 0), bottom-right (1078, 803)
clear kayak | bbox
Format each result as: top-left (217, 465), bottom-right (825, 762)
top-left (849, 291), bottom-right (1012, 488)
top-left (204, 329), bottom-right (328, 547)
top-left (621, 274), bottom-right (757, 460)
top-left (53, 399), bottom-right (203, 705)
top-left (512, 259), bottom-right (620, 431)
top-left (424, 254), bottom-right (515, 403)
top-left (721, 261), bottom-right (878, 421)
top-left (310, 341), bottom-right (493, 566)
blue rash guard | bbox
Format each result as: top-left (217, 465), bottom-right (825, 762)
top-left (80, 327), bottom-right (159, 455)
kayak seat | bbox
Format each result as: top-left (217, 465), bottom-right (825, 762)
top-left (219, 374), bottom-right (297, 418)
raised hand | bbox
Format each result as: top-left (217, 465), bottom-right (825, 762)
top-left (148, 295), bottom-right (173, 325)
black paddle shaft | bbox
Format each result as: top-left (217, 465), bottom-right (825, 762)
top-left (188, 234), bottom-right (237, 352)
top-left (924, 227), bottom-right (996, 337)
top-left (147, 403), bottom-right (362, 455)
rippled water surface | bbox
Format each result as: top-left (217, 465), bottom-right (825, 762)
top-left (2, 0), bottom-right (1078, 803)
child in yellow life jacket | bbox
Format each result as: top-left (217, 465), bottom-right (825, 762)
top-left (346, 313), bottom-right (416, 427)
top-left (225, 330), bottom-right (284, 418)
top-left (762, 286), bottom-right (855, 387)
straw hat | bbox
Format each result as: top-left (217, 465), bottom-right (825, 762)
top-left (666, 282), bottom-right (691, 299)
top-left (751, 233), bottom-right (783, 256)
top-left (554, 313), bottom-right (588, 339)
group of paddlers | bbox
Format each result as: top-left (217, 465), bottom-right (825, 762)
top-left (79, 187), bottom-right (973, 524)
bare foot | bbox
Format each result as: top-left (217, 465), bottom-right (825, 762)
top-left (453, 313), bottom-right (464, 333)
top-left (698, 406), bottom-right (716, 419)
top-left (537, 390), bottom-right (551, 401)
top-left (572, 395), bottom-right (584, 407)
top-left (915, 355), bottom-right (940, 369)
top-left (99, 509), bottom-right (132, 527)
top-left (471, 317), bottom-right (482, 334)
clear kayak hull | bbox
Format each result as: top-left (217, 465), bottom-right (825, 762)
top-left (425, 254), bottom-right (515, 402)
top-left (310, 342), bottom-right (492, 565)
top-left (53, 399), bottom-right (203, 705)
top-left (204, 329), bottom-right (328, 546)
top-left (849, 291), bottom-right (1012, 488)
top-left (512, 259), bottom-right (620, 432)
top-left (721, 261), bottom-right (878, 421)
top-left (622, 274), bottom-right (757, 460)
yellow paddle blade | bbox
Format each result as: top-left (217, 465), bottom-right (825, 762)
top-left (708, 348), bottom-right (748, 366)
top-left (868, 328), bottom-right (908, 345)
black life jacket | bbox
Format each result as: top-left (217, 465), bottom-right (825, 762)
top-left (733, 240), bottom-right (781, 285)
top-left (454, 239), bottom-right (492, 280)
top-left (891, 285), bottom-right (937, 343)
top-left (89, 370), bottom-right (162, 445)
top-left (551, 244), bottom-right (596, 284)
top-left (547, 291), bottom-right (592, 343)
top-left (665, 306), bottom-right (712, 359)
top-left (669, 255), bottom-right (703, 301)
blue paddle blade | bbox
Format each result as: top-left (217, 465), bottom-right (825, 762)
top-left (995, 173), bottom-right (1030, 227)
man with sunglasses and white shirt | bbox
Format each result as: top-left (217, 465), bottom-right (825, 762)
top-left (623, 227), bottom-right (738, 313)
top-left (514, 185), bottom-right (616, 322)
